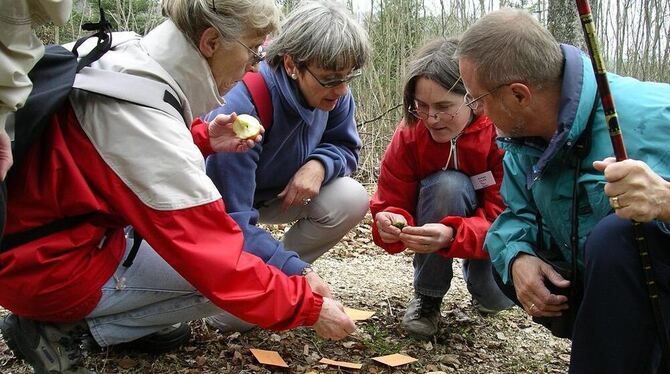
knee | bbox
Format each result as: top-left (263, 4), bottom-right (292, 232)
top-left (320, 177), bottom-right (369, 220)
top-left (584, 214), bottom-right (635, 269)
top-left (419, 170), bottom-right (474, 201)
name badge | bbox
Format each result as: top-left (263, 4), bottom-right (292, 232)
top-left (470, 171), bottom-right (496, 190)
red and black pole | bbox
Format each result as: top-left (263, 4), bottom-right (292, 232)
top-left (575, 1), bottom-right (670, 371)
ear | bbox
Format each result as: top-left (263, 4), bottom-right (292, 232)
top-left (283, 54), bottom-right (297, 76)
top-left (508, 82), bottom-right (532, 108)
top-left (198, 27), bottom-right (220, 58)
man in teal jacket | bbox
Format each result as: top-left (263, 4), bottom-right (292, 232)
top-left (457, 8), bottom-right (670, 373)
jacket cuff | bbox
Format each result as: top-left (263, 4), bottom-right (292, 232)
top-left (305, 293), bottom-right (324, 326)
top-left (275, 256), bottom-right (309, 276)
top-left (307, 155), bottom-right (335, 184)
top-left (190, 118), bottom-right (214, 157)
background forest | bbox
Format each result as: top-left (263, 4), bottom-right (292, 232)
top-left (37, 0), bottom-right (670, 184)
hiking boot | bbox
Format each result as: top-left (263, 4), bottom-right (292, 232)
top-left (115, 323), bottom-right (191, 353)
top-left (0, 313), bottom-right (94, 374)
top-left (401, 293), bottom-right (443, 339)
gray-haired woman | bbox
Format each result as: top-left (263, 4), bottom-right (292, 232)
top-left (0, 1), bottom-right (356, 372)
top-left (205, 0), bottom-right (371, 333)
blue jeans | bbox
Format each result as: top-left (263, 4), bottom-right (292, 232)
top-left (413, 170), bottom-right (512, 311)
top-left (85, 237), bottom-right (224, 347)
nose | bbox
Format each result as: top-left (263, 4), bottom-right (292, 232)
top-left (331, 82), bottom-right (349, 97)
top-left (425, 112), bottom-right (440, 125)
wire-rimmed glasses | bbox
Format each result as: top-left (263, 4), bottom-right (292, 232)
top-left (304, 66), bottom-right (362, 88)
top-left (463, 83), bottom-right (511, 110)
top-left (235, 39), bottom-right (266, 66)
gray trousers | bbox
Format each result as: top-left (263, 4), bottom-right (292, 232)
top-left (207, 176), bottom-right (369, 332)
top-left (413, 170), bottom-right (513, 311)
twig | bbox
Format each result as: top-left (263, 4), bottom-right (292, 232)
top-left (386, 297), bottom-right (394, 317)
top-left (358, 103), bottom-right (402, 126)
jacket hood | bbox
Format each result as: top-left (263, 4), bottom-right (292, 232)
top-left (141, 20), bottom-right (223, 120)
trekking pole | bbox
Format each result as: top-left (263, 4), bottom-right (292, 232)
top-left (575, 1), bottom-right (670, 372)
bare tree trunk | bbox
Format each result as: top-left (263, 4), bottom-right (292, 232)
top-left (547, 0), bottom-right (584, 47)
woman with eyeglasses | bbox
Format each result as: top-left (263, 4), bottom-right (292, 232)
top-left (370, 37), bottom-right (513, 340)
top-left (204, 0), bottom-right (370, 333)
top-left (0, 1), bottom-right (362, 372)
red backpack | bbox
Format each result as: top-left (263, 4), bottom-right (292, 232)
top-left (241, 71), bottom-right (273, 131)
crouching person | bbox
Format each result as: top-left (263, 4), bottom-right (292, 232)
top-left (204, 0), bottom-right (371, 333)
top-left (370, 37), bottom-right (513, 340)
top-left (457, 9), bottom-right (670, 373)
top-left (0, 1), bottom-right (355, 373)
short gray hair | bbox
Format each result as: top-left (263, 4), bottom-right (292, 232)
top-left (456, 8), bottom-right (563, 89)
top-left (265, 0), bottom-right (371, 71)
top-left (403, 37), bottom-right (465, 126)
top-left (161, 0), bottom-right (280, 47)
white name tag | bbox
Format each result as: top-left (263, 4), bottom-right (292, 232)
top-left (470, 171), bottom-right (496, 190)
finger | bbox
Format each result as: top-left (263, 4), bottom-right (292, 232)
top-left (542, 266), bottom-right (570, 289)
top-left (592, 156), bottom-right (617, 172)
top-left (212, 112), bottom-right (236, 126)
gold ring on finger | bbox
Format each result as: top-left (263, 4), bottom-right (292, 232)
top-left (610, 196), bottom-right (622, 210)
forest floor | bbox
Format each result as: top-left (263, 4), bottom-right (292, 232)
top-left (0, 214), bottom-right (571, 373)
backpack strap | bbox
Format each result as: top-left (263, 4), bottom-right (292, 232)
top-left (73, 67), bottom-right (183, 122)
top-left (241, 72), bottom-right (273, 130)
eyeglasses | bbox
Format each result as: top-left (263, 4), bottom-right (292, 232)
top-left (463, 83), bottom-right (510, 110)
top-left (235, 39), bottom-right (265, 66)
top-left (304, 66), bottom-right (362, 88)
top-left (408, 103), bottom-right (462, 123)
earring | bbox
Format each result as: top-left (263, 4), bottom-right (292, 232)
top-left (291, 73), bottom-right (297, 80)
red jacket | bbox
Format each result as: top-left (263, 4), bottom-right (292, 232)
top-left (370, 115), bottom-right (505, 259)
top-left (0, 106), bottom-right (322, 328)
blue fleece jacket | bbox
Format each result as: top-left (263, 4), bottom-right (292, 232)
top-left (205, 62), bottom-right (362, 276)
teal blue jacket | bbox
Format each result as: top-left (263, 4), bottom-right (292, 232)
top-left (485, 44), bottom-right (670, 284)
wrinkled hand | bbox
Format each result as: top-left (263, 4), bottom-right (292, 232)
top-left (593, 157), bottom-right (670, 222)
top-left (0, 129), bottom-right (12, 180)
top-left (400, 223), bottom-right (454, 254)
top-left (312, 297), bottom-right (356, 340)
top-left (305, 270), bottom-right (332, 298)
top-left (208, 113), bottom-right (264, 153)
top-left (374, 211), bottom-right (407, 244)
top-left (277, 160), bottom-right (325, 211)
top-left (511, 254), bottom-right (569, 317)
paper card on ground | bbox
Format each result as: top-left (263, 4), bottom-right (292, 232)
top-left (319, 357), bottom-right (363, 370)
top-left (372, 353), bottom-right (418, 367)
top-left (249, 348), bottom-right (289, 368)
top-left (344, 307), bottom-right (375, 321)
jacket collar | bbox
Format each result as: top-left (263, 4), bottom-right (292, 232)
top-left (499, 44), bottom-right (598, 188)
top-left (141, 20), bottom-right (223, 120)
top-left (261, 62), bottom-right (341, 125)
